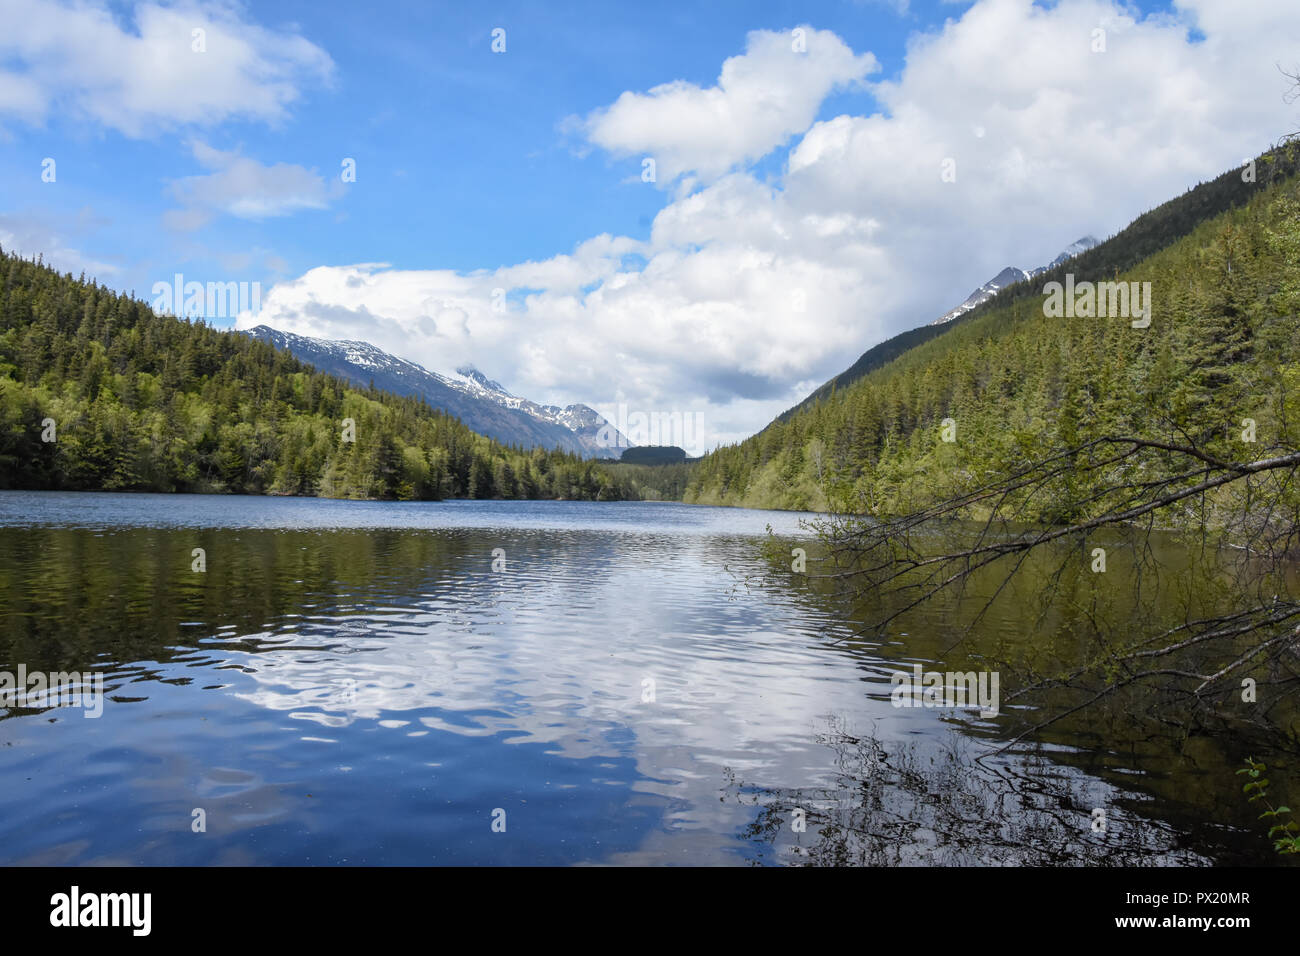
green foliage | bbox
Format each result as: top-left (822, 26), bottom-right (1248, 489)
top-left (1237, 757), bottom-right (1300, 854)
top-left (0, 248), bottom-right (656, 502)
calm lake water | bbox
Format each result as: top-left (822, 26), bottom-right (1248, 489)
top-left (0, 491), bottom-right (1283, 865)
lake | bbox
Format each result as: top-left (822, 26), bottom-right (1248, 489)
top-left (0, 491), bottom-right (1280, 865)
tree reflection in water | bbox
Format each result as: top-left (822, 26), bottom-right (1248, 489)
top-left (723, 716), bottom-right (1212, 866)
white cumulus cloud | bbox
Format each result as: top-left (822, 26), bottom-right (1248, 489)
top-left (577, 25), bottom-right (878, 185)
top-left (0, 0), bottom-right (333, 136)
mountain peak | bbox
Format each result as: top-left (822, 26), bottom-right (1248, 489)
top-left (455, 365), bottom-right (512, 396)
top-left (931, 266), bottom-right (1031, 326)
top-left (1046, 235), bottom-right (1100, 269)
top-left (989, 266), bottom-right (1029, 286)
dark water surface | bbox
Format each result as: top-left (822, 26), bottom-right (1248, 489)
top-left (0, 491), bottom-right (1279, 865)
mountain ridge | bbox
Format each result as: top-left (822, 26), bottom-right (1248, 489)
top-left (242, 326), bottom-right (632, 459)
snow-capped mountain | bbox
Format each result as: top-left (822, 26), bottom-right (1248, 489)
top-left (931, 236), bottom-right (1100, 326)
top-left (445, 361), bottom-right (634, 454)
top-left (243, 326), bottom-right (632, 458)
top-left (932, 266), bottom-right (1032, 325)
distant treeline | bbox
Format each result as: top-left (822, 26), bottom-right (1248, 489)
top-left (0, 249), bottom-right (661, 502)
top-left (616, 445), bottom-right (688, 465)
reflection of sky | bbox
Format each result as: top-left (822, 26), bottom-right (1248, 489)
top-left (217, 526), bottom-right (1106, 863)
top-left (232, 527), bottom-right (878, 767)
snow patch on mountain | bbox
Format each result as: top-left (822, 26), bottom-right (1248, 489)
top-left (455, 366), bottom-right (512, 396)
top-left (1042, 235), bottom-right (1101, 271)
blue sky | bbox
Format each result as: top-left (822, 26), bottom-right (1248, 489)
top-left (0, 0), bottom-right (1294, 448)
top-left (0, 0), bottom-right (921, 285)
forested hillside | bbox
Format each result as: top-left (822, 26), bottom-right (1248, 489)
top-left (0, 251), bottom-right (650, 501)
top-left (686, 145), bottom-right (1300, 515)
